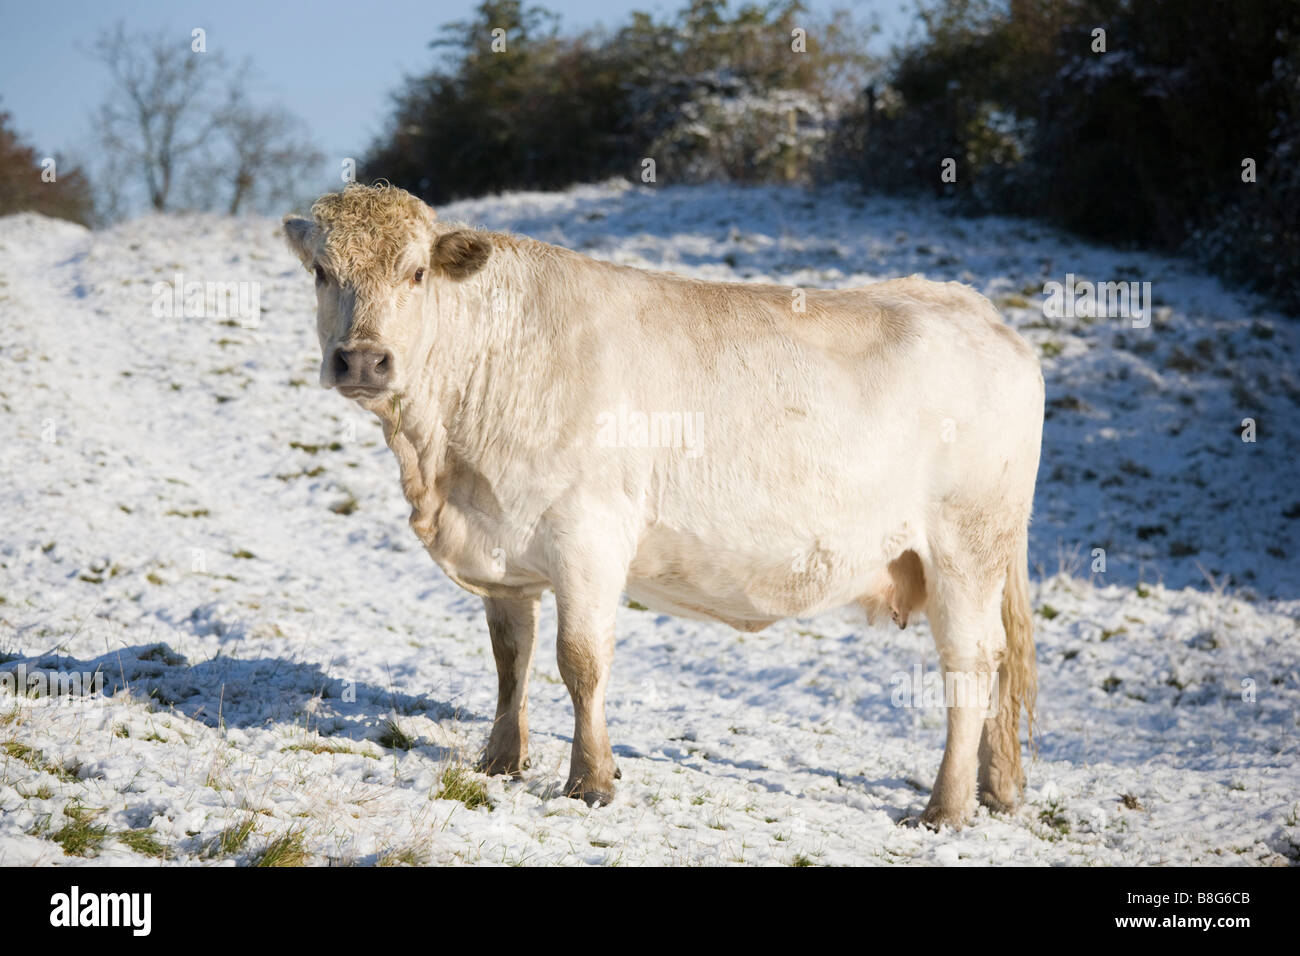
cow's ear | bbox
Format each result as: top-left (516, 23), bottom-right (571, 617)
top-left (432, 230), bottom-right (492, 280)
top-left (282, 216), bottom-right (316, 267)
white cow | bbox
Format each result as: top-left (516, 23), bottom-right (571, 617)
top-left (283, 184), bottom-right (1044, 827)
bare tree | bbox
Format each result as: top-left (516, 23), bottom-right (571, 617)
top-left (92, 25), bottom-right (324, 218)
top-left (92, 25), bottom-right (221, 212)
top-left (214, 87), bottom-right (323, 215)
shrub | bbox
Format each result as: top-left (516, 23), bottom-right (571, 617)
top-left (0, 107), bottom-right (95, 225)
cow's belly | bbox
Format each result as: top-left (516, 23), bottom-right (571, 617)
top-left (625, 515), bottom-right (899, 630)
top-left (621, 410), bottom-right (930, 628)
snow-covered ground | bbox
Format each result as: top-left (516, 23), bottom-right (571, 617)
top-left (1, 181), bottom-right (1296, 866)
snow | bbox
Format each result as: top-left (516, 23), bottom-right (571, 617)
top-left (0, 182), bottom-right (1297, 866)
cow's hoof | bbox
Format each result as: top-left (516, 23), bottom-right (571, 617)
top-left (565, 778), bottom-right (616, 807)
top-left (978, 789), bottom-right (1017, 815)
top-left (476, 753), bottom-right (529, 777)
top-left (919, 803), bottom-right (970, 831)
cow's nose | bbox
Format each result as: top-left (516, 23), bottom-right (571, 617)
top-left (331, 347), bottom-right (394, 390)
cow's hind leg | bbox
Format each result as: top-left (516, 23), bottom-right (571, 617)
top-left (920, 566), bottom-right (1007, 830)
top-left (977, 675), bottom-right (1022, 813)
top-left (478, 594), bottom-right (539, 776)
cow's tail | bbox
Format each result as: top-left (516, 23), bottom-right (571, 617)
top-left (1000, 528), bottom-right (1037, 764)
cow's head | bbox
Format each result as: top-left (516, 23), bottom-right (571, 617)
top-left (282, 184), bottom-right (492, 403)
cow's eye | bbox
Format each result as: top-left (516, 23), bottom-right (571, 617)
top-left (413, 268), bottom-right (425, 285)
top-left (313, 264), bottom-right (326, 285)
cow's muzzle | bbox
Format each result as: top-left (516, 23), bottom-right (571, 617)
top-left (330, 345), bottom-right (394, 396)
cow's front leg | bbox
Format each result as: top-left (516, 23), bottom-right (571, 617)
top-left (554, 557), bottom-right (624, 807)
top-left (478, 594), bottom-right (539, 776)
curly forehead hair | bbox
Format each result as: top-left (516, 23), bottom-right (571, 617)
top-left (310, 183), bottom-right (433, 276)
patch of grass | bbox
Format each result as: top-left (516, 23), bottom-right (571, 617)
top-left (625, 600), bottom-right (648, 611)
top-left (282, 738), bottom-right (378, 759)
top-left (2, 740), bottom-right (78, 781)
top-left (49, 803), bottom-right (109, 857)
top-left (203, 761), bottom-right (232, 790)
top-left (118, 828), bottom-right (169, 859)
top-left (329, 495), bottom-right (359, 516)
top-left (1120, 793), bottom-right (1145, 811)
top-left (164, 508), bottom-right (209, 518)
top-left (1038, 799), bottom-right (1070, 838)
top-left (203, 817), bottom-right (256, 859)
top-left (139, 645), bottom-right (185, 665)
top-left (231, 549), bottom-right (256, 560)
top-left (276, 466), bottom-right (326, 481)
top-left (1099, 626), bottom-right (1126, 642)
top-left (436, 766), bottom-right (493, 811)
top-left (252, 828), bottom-right (309, 867)
top-left (791, 854), bottom-right (815, 866)
top-left (1101, 676), bottom-right (1122, 693)
top-left (1164, 349), bottom-right (1202, 373)
top-left (1047, 394), bottom-right (1088, 413)
top-left (1040, 340), bottom-right (1063, 358)
top-left (377, 843), bottom-right (431, 867)
top-left (1037, 604), bottom-right (1060, 620)
top-left (289, 441), bottom-right (343, 454)
top-left (376, 717), bottom-right (415, 751)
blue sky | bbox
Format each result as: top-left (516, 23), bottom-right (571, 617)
top-left (0, 0), bottom-right (915, 181)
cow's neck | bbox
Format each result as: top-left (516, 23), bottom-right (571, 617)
top-left (377, 383), bottom-right (448, 543)
top-left (378, 262), bottom-right (538, 543)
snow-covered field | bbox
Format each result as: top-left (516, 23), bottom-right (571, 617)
top-left (1, 181), bottom-right (1297, 866)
